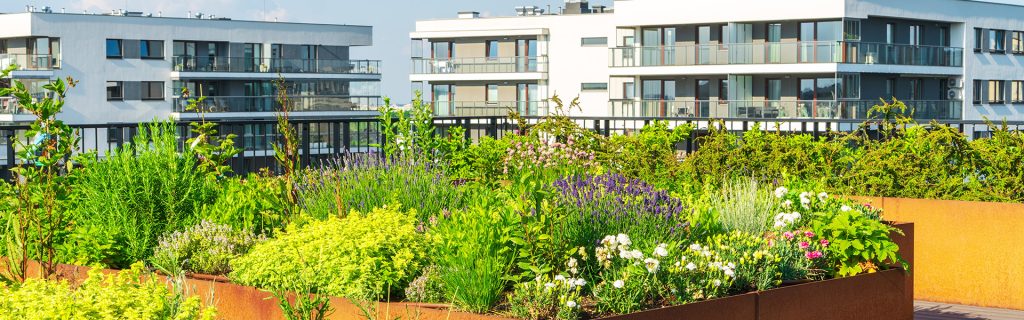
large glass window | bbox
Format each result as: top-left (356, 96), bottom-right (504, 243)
top-left (973, 80), bottom-right (984, 104)
top-left (909, 78), bottom-right (923, 100)
top-left (885, 79), bottom-right (896, 99)
top-left (988, 80), bottom-right (1005, 103)
top-left (140, 40), bottom-right (163, 59)
top-left (106, 39), bottom-right (122, 58)
top-left (142, 81), bottom-right (164, 100)
top-left (767, 24), bottom-right (782, 63)
top-left (886, 24), bottom-right (896, 44)
top-left (844, 19), bottom-right (861, 41)
top-left (975, 28), bottom-right (985, 52)
top-left (909, 25), bottom-right (921, 46)
top-left (1012, 81), bottom-right (1024, 103)
top-left (989, 29), bottom-right (1006, 52)
top-left (106, 81), bottom-right (123, 100)
top-left (697, 26), bottom-right (711, 64)
top-left (486, 84), bottom-right (498, 102)
top-left (432, 84), bottom-right (453, 116)
top-left (1013, 32), bottom-right (1024, 54)
top-left (432, 42), bottom-right (451, 59)
top-left (486, 40), bottom-right (499, 59)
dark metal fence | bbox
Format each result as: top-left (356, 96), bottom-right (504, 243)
top-left (2, 116), bottom-right (1022, 180)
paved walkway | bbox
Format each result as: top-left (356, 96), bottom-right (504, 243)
top-left (915, 301), bottom-right (1024, 320)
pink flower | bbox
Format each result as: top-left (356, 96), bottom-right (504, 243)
top-left (805, 251), bottom-right (823, 260)
top-left (820, 239), bottom-right (830, 247)
top-left (799, 241), bottom-right (810, 249)
top-left (804, 231), bottom-right (815, 238)
top-left (782, 232), bottom-right (794, 240)
top-left (863, 203), bottom-right (873, 209)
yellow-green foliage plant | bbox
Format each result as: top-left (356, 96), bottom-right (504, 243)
top-left (0, 263), bottom-right (216, 320)
top-left (229, 206), bottom-right (427, 299)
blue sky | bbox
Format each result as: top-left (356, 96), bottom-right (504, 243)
top-left (3, 0), bottom-right (611, 103)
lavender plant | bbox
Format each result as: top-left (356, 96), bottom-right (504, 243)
top-left (298, 154), bottom-right (463, 222)
top-left (150, 220), bottom-right (262, 276)
top-left (553, 174), bottom-right (690, 251)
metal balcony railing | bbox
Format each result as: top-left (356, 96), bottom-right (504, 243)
top-left (172, 95), bottom-right (383, 113)
top-left (0, 54), bottom-right (60, 70)
top-left (172, 56), bottom-right (381, 74)
top-left (411, 56), bottom-right (548, 74)
top-left (429, 100), bottom-right (549, 117)
top-left (610, 41), bottom-right (963, 68)
top-left (609, 99), bottom-right (962, 120)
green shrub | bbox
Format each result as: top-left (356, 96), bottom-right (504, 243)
top-left (230, 206), bottom-right (426, 299)
top-left (201, 174), bottom-right (290, 236)
top-left (151, 220), bottom-right (262, 276)
top-left (298, 156), bottom-right (462, 222)
top-left (64, 121), bottom-right (218, 268)
top-left (431, 193), bottom-right (516, 313)
top-left (602, 121), bottom-right (691, 189)
top-left (0, 263), bottom-right (216, 319)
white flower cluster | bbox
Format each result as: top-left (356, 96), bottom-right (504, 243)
top-left (709, 261), bottom-right (736, 278)
top-left (799, 192), bottom-right (812, 207)
top-left (597, 234), bottom-right (645, 268)
top-left (774, 187), bottom-right (788, 198)
top-left (773, 211), bottom-right (802, 229)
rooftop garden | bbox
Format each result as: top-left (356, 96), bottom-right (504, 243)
top-left (0, 71), bottom-right (1020, 319)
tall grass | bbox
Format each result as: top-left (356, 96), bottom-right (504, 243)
top-left (65, 121), bottom-right (217, 268)
top-left (297, 154), bottom-right (463, 222)
top-left (709, 179), bottom-right (777, 236)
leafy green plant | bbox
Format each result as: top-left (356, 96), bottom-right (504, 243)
top-left (66, 121), bottom-right (217, 269)
top-left (431, 190), bottom-right (516, 313)
top-left (708, 179), bottom-right (777, 236)
top-left (507, 274), bottom-right (584, 320)
top-left (272, 77), bottom-right (301, 219)
top-left (403, 265), bottom-right (445, 303)
top-left (230, 206), bottom-right (427, 299)
top-left (201, 174), bottom-right (290, 236)
top-left (181, 86), bottom-right (240, 177)
top-left (810, 208), bottom-right (906, 277)
top-left (602, 120), bottom-right (692, 189)
top-left (0, 263), bottom-right (216, 319)
top-left (150, 220), bottom-right (262, 276)
top-left (1, 69), bottom-right (79, 282)
top-left (272, 254), bottom-right (335, 320)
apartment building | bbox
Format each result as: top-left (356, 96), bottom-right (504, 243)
top-left (0, 7), bottom-right (382, 125)
top-left (411, 0), bottom-right (1024, 122)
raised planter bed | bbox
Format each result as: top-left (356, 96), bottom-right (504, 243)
top-left (6, 223), bottom-right (913, 320)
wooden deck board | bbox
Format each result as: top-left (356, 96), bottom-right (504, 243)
top-left (915, 301), bottom-right (1024, 320)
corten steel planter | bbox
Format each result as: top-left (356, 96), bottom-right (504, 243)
top-left (2, 223), bottom-right (914, 319)
top-left (595, 293), bottom-right (757, 320)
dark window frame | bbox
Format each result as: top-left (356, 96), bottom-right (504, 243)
top-left (106, 81), bottom-right (124, 101)
top-left (718, 79), bottom-right (728, 102)
top-left (485, 40), bottom-right (499, 59)
top-left (140, 40), bottom-right (164, 59)
top-left (973, 80), bottom-right (984, 105)
top-left (106, 39), bottom-right (123, 59)
top-left (987, 80), bottom-right (1005, 104)
top-left (142, 81), bottom-right (165, 101)
top-left (485, 83), bottom-right (499, 102)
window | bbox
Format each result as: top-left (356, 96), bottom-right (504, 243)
top-left (989, 29), bottom-right (1006, 52)
top-left (106, 39), bottom-right (122, 58)
top-left (973, 80), bottom-right (984, 104)
top-left (909, 25), bottom-right (921, 46)
top-left (844, 19), bottom-right (861, 41)
top-left (1013, 32), bottom-right (1024, 54)
top-left (1013, 81), bottom-right (1024, 103)
top-left (140, 40), bottom-right (164, 59)
top-left (486, 40), bottom-right (498, 59)
top-left (988, 80), bottom-right (1005, 103)
top-left (106, 81), bottom-right (123, 100)
top-left (718, 79), bottom-right (728, 101)
top-left (939, 26), bottom-right (950, 47)
top-left (581, 82), bottom-right (608, 91)
top-left (909, 78), bottom-right (923, 100)
top-left (623, 82), bottom-right (635, 99)
top-left (886, 23), bottom-right (895, 44)
top-left (142, 81), bottom-right (164, 100)
top-left (486, 84), bottom-right (498, 102)
top-left (975, 28), bottom-right (984, 52)
top-left (581, 37), bottom-right (608, 46)
top-left (720, 25), bottom-right (728, 43)
top-left (885, 78), bottom-right (896, 99)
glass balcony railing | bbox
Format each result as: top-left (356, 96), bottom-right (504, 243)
top-left (0, 54), bottom-right (60, 70)
top-left (609, 99), bottom-right (962, 120)
top-left (610, 42), bottom-right (963, 68)
top-left (172, 56), bottom-right (381, 74)
top-left (172, 95), bottom-right (383, 113)
top-left (411, 56), bottom-right (548, 74)
top-left (430, 100), bottom-right (548, 117)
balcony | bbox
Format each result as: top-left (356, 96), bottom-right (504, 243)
top-left (171, 56), bottom-right (381, 74)
top-left (610, 42), bottom-right (963, 68)
top-left (431, 101), bottom-right (548, 117)
top-left (411, 56), bottom-right (548, 74)
top-left (609, 99), bottom-right (962, 120)
top-left (0, 54), bottom-right (59, 71)
top-left (172, 95), bottom-right (383, 113)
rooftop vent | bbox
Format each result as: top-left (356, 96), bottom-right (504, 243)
top-left (458, 11), bottom-right (480, 19)
top-left (592, 5), bottom-right (608, 13)
top-left (514, 6), bottom-right (545, 16)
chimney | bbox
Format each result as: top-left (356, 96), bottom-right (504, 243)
top-left (458, 11), bottom-right (480, 19)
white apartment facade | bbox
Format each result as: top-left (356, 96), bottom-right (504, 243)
top-left (411, 0), bottom-right (1024, 122)
top-left (0, 8), bottom-right (382, 125)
